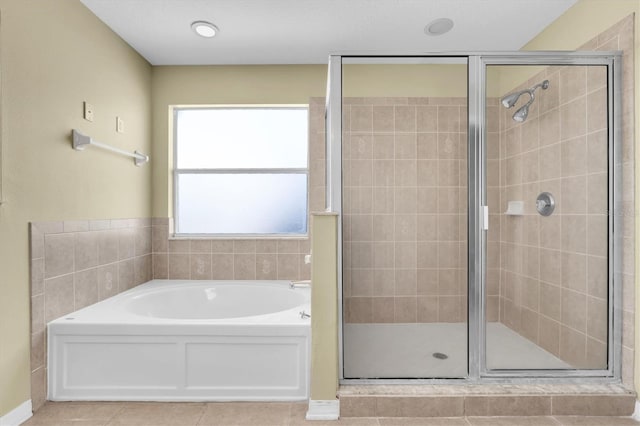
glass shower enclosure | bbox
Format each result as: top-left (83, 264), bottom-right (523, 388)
top-left (325, 52), bottom-right (622, 381)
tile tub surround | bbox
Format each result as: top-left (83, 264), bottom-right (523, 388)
top-left (342, 96), bottom-right (468, 324)
top-left (29, 218), bottom-right (153, 411)
top-left (492, 15), bottom-right (635, 374)
top-left (150, 218), bottom-right (312, 281)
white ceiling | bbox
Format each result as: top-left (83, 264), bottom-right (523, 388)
top-left (80, 0), bottom-right (578, 65)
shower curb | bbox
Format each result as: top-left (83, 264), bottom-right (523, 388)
top-left (338, 384), bottom-right (636, 417)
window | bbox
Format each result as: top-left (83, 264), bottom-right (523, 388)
top-left (173, 106), bottom-right (309, 236)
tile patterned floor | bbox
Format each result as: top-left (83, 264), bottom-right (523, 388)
top-left (22, 402), bottom-right (640, 426)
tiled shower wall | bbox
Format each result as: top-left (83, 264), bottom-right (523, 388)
top-left (150, 98), bottom-right (326, 283)
top-left (29, 218), bottom-right (153, 410)
top-left (494, 15), bottom-right (635, 377)
top-left (343, 97), bottom-right (468, 324)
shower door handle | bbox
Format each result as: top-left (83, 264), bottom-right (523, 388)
top-left (482, 206), bottom-right (489, 231)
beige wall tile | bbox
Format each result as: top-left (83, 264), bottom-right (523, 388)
top-left (586, 336), bottom-right (608, 369)
top-left (539, 110), bottom-right (560, 147)
top-left (349, 297), bottom-right (373, 323)
top-left (118, 228), bottom-right (135, 260)
top-left (587, 130), bottom-right (608, 173)
top-left (255, 254), bottom-right (277, 280)
top-left (394, 160), bottom-right (417, 187)
top-left (561, 252), bottom-right (587, 292)
top-left (395, 269), bottom-right (417, 296)
top-left (74, 268), bottom-right (99, 309)
top-left (30, 330), bottom-right (45, 373)
top-left (351, 105), bottom-right (373, 132)
top-left (373, 269), bottom-right (395, 296)
top-left (538, 316), bottom-right (560, 356)
top-left (539, 282), bottom-right (561, 321)
top-left (190, 253), bottom-right (212, 280)
top-left (276, 253), bottom-right (299, 280)
top-left (31, 258), bottom-right (45, 297)
top-left (153, 253), bottom-right (168, 279)
top-left (587, 87), bottom-right (608, 133)
top-left (45, 233), bottom-right (75, 278)
top-left (134, 254), bottom-right (152, 285)
top-left (168, 253), bottom-right (190, 279)
top-left (189, 240), bottom-right (211, 254)
top-left (394, 106), bottom-right (416, 132)
top-left (98, 263), bottom-right (119, 299)
top-left (44, 274), bottom-right (75, 322)
top-left (561, 289), bottom-right (587, 333)
top-left (373, 106), bottom-right (394, 132)
top-left (98, 230), bottom-right (119, 264)
top-left (350, 134), bottom-right (373, 159)
top-left (372, 297), bottom-right (395, 323)
top-left (118, 259), bottom-right (135, 290)
top-left (587, 296), bottom-right (608, 343)
top-left (559, 325), bottom-right (587, 367)
top-left (395, 134), bottom-right (417, 159)
top-left (74, 232), bottom-right (98, 271)
top-left (394, 215), bottom-right (416, 242)
top-left (211, 240), bottom-right (234, 253)
top-left (587, 255), bottom-right (608, 299)
top-left (233, 254), bottom-right (256, 280)
top-left (394, 297), bottom-right (417, 322)
top-left (30, 367), bottom-right (46, 412)
top-left (560, 97), bottom-right (587, 140)
top-left (134, 227), bottom-right (152, 256)
top-left (30, 294), bottom-right (45, 335)
top-left (417, 106), bottom-right (438, 133)
top-left (561, 215), bottom-right (587, 253)
top-left (373, 134), bottom-right (395, 159)
top-left (211, 254), bottom-right (234, 279)
top-left (351, 269), bottom-right (373, 296)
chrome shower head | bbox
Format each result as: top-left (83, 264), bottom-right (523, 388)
top-left (501, 91), bottom-right (525, 109)
top-left (512, 104), bottom-right (529, 122)
top-left (500, 79), bottom-right (550, 123)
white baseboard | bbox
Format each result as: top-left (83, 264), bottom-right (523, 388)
top-left (0, 400), bottom-right (32, 426)
top-left (632, 400), bottom-right (640, 421)
top-left (306, 399), bottom-right (340, 421)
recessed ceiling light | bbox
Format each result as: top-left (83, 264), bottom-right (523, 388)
top-left (191, 21), bottom-right (218, 38)
top-left (425, 18), bottom-right (454, 36)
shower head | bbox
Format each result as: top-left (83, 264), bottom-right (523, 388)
top-left (500, 79), bottom-right (550, 123)
top-left (501, 91), bottom-right (524, 109)
top-left (512, 104), bottom-right (529, 122)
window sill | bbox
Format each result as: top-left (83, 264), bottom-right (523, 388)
top-left (169, 234), bottom-right (309, 240)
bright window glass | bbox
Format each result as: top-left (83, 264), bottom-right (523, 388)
top-left (174, 107), bottom-right (309, 236)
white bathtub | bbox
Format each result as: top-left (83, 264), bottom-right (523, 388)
top-left (48, 280), bottom-right (311, 402)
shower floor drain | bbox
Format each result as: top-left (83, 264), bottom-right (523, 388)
top-left (432, 352), bottom-right (448, 360)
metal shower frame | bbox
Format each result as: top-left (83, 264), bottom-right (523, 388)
top-left (325, 51), bottom-right (623, 384)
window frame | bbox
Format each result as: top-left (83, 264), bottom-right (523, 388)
top-left (172, 105), bottom-right (310, 238)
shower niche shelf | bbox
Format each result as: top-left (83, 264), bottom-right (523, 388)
top-left (504, 200), bottom-right (524, 215)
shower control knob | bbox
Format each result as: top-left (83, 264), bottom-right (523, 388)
top-left (536, 192), bottom-right (555, 216)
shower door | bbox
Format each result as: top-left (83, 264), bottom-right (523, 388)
top-left (480, 55), bottom-right (620, 377)
top-left (329, 52), bottom-right (622, 382)
top-left (338, 57), bottom-right (469, 379)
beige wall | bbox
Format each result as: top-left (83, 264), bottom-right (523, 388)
top-left (0, 0), bottom-right (151, 417)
